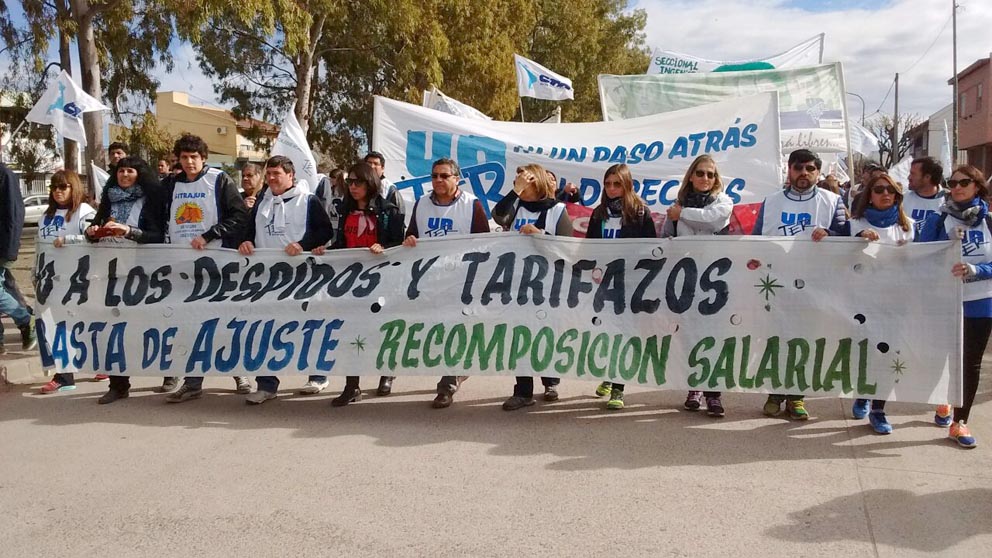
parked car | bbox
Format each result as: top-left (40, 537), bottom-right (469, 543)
top-left (23, 194), bottom-right (48, 226)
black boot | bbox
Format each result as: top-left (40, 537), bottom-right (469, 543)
top-left (376, 376), bottom-right (394, 396)
top-left (98, 388), bottom-right (129, 405)
top-left (331, 377), bottom-right (363, 407)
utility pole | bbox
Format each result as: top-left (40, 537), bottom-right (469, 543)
top-left (952, 0), bottom-right (959, 167)
top-left (893, 73), bottom-right (899, 167)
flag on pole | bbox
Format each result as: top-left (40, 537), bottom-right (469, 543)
top-left (271, 107), bottom-right (318, 191)
top-left (514, 54), bottom-right (574, 101)
top-left (849, 121), bottom-right (880, 156)
top-left (25, 71), bottom-right (109, 147)
top-left (422, 87), bottom-right (492, 120)
top-left (940, 119), bottom-right (952, 179)
top-left (90, 160), bottom-right (109, 201)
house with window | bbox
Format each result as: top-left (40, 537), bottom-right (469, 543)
top-left (951, 56), bottom-right (992, 177)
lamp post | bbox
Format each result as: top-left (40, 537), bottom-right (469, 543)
top-left (847, 91), bottom-right (866, 125)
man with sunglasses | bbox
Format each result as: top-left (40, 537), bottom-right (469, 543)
top-left (753, 149), bottom-right (849, 420)
top-left (905, 157), bottom-right (946, 235)
top-left (402, 158), bottom-right (490, 408)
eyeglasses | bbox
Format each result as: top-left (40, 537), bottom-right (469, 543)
top-left (431, 173), bottom-right (456, 180)
top-left (346, 178), bottom-right (364, 185)
top-left (50, 184), bottom-right (71, 191)
top-left (694, 170), bottom-right (716, 179)
top-left (947, 178), bottom-right (975, 189)
top-left (870, 185), bottom-right (897, 195)
top-left (604, 180), bottom-right (623, 187)
top-left (792, 164), bottom-right (818, 173)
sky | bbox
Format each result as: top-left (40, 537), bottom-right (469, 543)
top-left (3, 0), bottom-right (991, 125)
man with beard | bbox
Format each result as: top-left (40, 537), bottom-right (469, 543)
top-left (752, 149), bottom-right (849, 420)
top-left (905, 156), bottom-right (946, 235)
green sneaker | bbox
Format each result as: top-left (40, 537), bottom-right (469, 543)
top-left (606, 389), bottom-right (624, 410)
top-left (787, 399), bottom-right (809, 420)
top-left (763, 395), bottom-right (782, 417)
top-left (594, 381), bottom-right (612, 397)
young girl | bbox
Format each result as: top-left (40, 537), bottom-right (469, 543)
top-left (663, 154), bottom-right (733, 417)
top-left (587, 164), bottom-right (656, 410)
top-left (321, 162), bottom-right (405, 406)
top-left (849, 174), bottom-right (913, 434)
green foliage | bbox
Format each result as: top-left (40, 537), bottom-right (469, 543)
top-left (113, 112), bottom-right (178, 162)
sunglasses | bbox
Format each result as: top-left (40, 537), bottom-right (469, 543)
top-left (870, 185), bottom-right (897, 195)
top-left (431, 173), bottom-right (456, 180)
top-left (346, 178), bottom-right (365, 185)
top-left (694, 170), bottom-right (716, 179)
top-left (792, 164), bottom-right (818, 173)
top-left (51, 184), bottom-right (71, 191)
top-left (947, 178), bottom-right (975, 189)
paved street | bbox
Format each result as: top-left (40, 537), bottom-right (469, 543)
top-left (2, 228), bottom-right (990, 557)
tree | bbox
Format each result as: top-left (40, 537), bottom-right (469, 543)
top-left (865, 113), bottom-right (923, 168)
top-left (112, 111), bottom-right (178, 162)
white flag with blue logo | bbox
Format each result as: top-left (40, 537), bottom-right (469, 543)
top-left (25, 71), bottom-right (110, 147)
top-left (514, 54), bottom-right (574, 101)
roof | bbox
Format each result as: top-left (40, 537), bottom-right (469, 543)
top-left (949, 56), bottom-right (990, 84)
top-left (236, 117), bottom-right (279, 136)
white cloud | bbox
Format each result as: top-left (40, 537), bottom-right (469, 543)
top-left (636, 0), bottom-right (992, 120)
top-left (152, 43), bottom-right (224, 110)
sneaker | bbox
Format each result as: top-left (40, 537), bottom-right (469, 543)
top-left (786, 399), bottom-right (809, 420)
top-left (98, 389), bottom-right (129, 405)
top-left (543, 385), bottom-right (559, 402)
top-left (606, 389), bottom-right (624, 410)
top-left (298, 378), bottom-right (329, 395)
top-left (234, 377), bottom-right (252, 394)
top-left (155, 377), bottom-right (179, 393)
top-left (166, 384), bottom-right (203, 403)
top-left (763, 395), bottom-right (783, 417)
top-left (684, 391), bottom-right (703, 411)
top-left (869, 411), bottom-right (893, 435)
top-left (934, 405), bottom-right (953, 427)
top-left (40, 380), bottom-right (76, 394)
top-left (949, 420), bottom-right (977, 448)
top-left (502, 396), bottom-right (536, 411)
top-left (246, 390), bottom-right (277, 405)
top-left (432, 392), bottom-right (453, 409)
top-left (19, 321), bottom-right (37, 351)
top-left (706, 396), bottom-right (725, 417)
top-left (852, 398), bottom-right (870, 420)
top-left (595, 381), bottom-right (612, 397)
top-left (94, 374), bottom-right (109, 381)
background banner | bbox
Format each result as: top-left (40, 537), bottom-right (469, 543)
top-left (34, 236), bottom-right (962, 405)
top-left (599, 63), bottom-right (850, 155)
top-left (646, 34), bottom-right (824, 75)
top-left (373, 93), bottom-right (782, 213)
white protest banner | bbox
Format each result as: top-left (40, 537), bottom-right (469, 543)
top-left (25, 71), bottom-right (110, 147)
top-left (271, 107), bottom-right (318, 191)
top-left (34, 235), bottom-right (961, 405)
top-left (647, 34), bottom-right (824, 75)
top-left (514, 54), bottom-right (574, 101)
top-left (423, 87), bottom-right (492, 120)
top-left (372, 93), bottom-right (782, 213)
top-left (599, 63), bottom-right (851, 155)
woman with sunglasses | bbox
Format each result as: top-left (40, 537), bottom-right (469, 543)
top-left (84, 156), bottom-right (169, 404)
top-left (37, 171), bottom-right (97, 394)
top-left (319, 162), bottom-right (404, 407)
top-left (917, 165), bottom-right (992, 448)
top-left (587, 163), bottom-right (656, 410)
top-left (500, 164), bottom-right (573, 411)
top-left (662, 155), bottom-right (733, 417)
top-left (848, 174), bottom-right (913, 434)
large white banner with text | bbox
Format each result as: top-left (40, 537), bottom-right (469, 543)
top-left (34, 236), bottom-right (962, 404)
top-left (647, 34), bottom-right (823, 75)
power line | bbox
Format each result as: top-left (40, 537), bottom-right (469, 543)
top-left (871, 13), bottom-right (952, 115)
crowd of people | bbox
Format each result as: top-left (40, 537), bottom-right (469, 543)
top-left (1, 132), bottom-right (987, 450)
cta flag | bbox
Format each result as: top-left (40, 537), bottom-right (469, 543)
top-left (647, 34), bottom-right (824, 75)
top-left (25, 71), bottom-right (109, 147)
top-left (514, 54), bottom-right (574, 101)
top-left (271, 107), bottom-right (318, 191)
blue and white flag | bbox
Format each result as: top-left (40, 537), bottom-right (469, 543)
top-left (514, 54), bottom-right (574, 101)
top-left (25, 71), bottom-right (109, 147)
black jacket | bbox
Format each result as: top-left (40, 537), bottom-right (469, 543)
top-left (0, 163), bottom-right (24, 261)
top-left (88, 167), bottom-right (166, 244)
top-left (586, 205), bottom-right (657, 239)
top-left (243, 188), bottom-right (334, 251)
top-left (331, 196), bottom-right (404, 250)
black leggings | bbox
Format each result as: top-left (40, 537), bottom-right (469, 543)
top-left (956, 317), bottom-right (992, 423)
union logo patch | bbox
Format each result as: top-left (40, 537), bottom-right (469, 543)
top-left (175, 202), bottom-right (204, 224)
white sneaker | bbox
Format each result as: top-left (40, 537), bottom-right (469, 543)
top-left (298, 379), bottom-right (329, 395)
top-left (246, 390), bottom-right (277, 405)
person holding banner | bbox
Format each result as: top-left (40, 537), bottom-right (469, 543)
top-left (918, 165), bottom-right (992, 448)
top-left (753, 149), bottom-right (849, 420)
top-left (159, 135), bottom-right (252, 403)
top-left (586, 163), bottom-right (657, 411)
top-left (848, 173), bottom-right (914, 434)
top-left (661, 155), bottom-right (733, 417)
top-left (499, 164), bottom-right (573, 411)
top-left (402, 158), bottom-right (490, 408)
top-left (82, 157), bottom-right (172, 403)
top-left (319, 162), bottom-right (405, 407)
top-left (239, 156), bottom-right (335, 404)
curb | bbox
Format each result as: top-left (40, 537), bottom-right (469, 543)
top-left (0, 354), bottom-right (48, 386)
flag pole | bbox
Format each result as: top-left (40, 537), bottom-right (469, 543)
top-left (519, 98), bottom-right (526, 122)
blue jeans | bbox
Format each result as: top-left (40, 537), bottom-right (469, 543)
top-left (0, 267), bottom-right (31, 344)
top-left (256, 375), bottom-right (327, 392)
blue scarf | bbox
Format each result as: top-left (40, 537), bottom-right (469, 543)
top-left (107, 183), bottom-right (144, 223)
top-left (864, 205), bottom-right (900, 228)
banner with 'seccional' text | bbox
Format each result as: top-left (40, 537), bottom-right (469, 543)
top-left (646, 34), bottom-right (824, 75)
top-left (34, 236), bottom-right (962, 405)
top-left (372, 93), bottom-right (783, 214)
